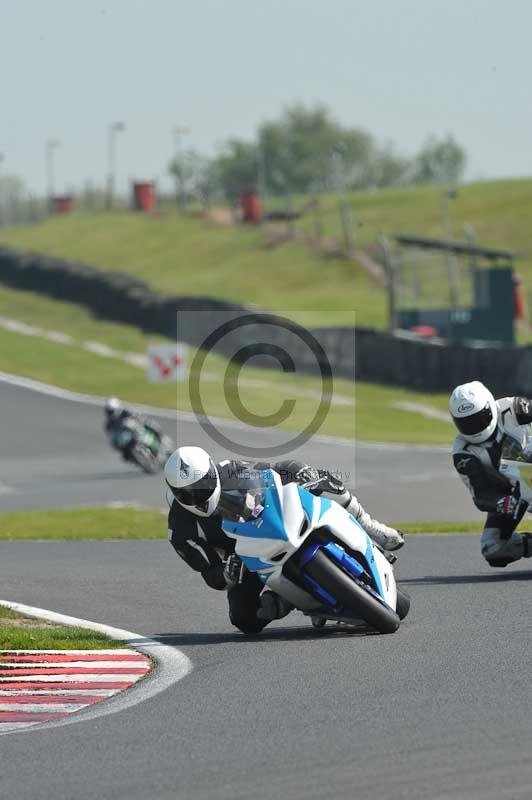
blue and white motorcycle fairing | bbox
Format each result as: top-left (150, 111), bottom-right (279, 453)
top-left (221, 469), bottom-right (398, 624)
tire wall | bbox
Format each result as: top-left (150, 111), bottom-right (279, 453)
top-left (0, 245), bottom-right (528, 396)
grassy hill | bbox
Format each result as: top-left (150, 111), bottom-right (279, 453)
top-left (297, 178), bottom-right (532, 257)
top-left (1, 178), bottom-right (531, 330)
top-left (0, 178), bottom-right (527, 444)
top-left (0, 211), bottom-right (386, 328)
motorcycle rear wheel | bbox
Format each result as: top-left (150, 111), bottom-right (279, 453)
top-left (305, 549), bottom-right (400, 634)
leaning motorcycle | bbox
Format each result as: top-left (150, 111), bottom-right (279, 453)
top-left (112, 420), bottom-right (173, 474)
top-left (220, 469), bottom-right (409, 634)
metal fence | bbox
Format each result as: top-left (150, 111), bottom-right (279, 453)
top-left (394, 244), bottom-right (477, 311)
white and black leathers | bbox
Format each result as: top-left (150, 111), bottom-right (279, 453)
top-left (453, 396), bottom-right (532, 566)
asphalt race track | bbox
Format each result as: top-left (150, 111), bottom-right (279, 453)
top-left (3, 539), bottom-right (532, 800)
top-left (3, 377), bottom-right (532, 799)
top-left (0, 379), bottom-right (471, 521)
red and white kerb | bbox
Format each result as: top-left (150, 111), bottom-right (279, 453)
top-left (0, 649), bottom-right (151, 731)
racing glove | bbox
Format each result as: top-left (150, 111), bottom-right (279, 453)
top-left (223, 554), bottom-right (244, 590)
top-left (317, 470), bottom-right (352, 507)
top-left (294, 465), bottom-right (321, 486)
top-left (317, 469), bottom-right (345, 493)
top-left (496, 482), bottom-right (527, 518)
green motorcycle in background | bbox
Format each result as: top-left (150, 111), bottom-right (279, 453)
top-left (113, 419), bottom-right (173, 474)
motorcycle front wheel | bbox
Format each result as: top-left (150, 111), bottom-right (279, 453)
top-left (305, 549), bottom-right (400, 634)
top-left (395, 587), bottom-right (411, 620)
top-left (133, 444), bottom-right (159, 474)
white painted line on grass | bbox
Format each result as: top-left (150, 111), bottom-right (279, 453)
top-left (1, 315), bottom-right (355, 406)
top-left (392, 400), bottom-right (450, 423)
top-left (0, 599), bottom-right (192, 736)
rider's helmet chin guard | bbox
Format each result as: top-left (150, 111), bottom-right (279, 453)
top-left (449, 381), bottom-right (498, 444)
top-left (105, 397), bottom-right (123, 419)
top-left (164, 446), bottom-right (221, 517)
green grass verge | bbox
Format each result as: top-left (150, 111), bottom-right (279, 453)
top-left (0, 285), bottom-right (454, 444)
top-left (399, 521), bottom-right (482, 534)
top-left (0, 605), bottom-right (124, 650)
top-left (0, 606), bottom-right (23, 620)
top-left (0, 507), bottom-right (165, 541)
top-left (0, 507), bottom-right (494, 542)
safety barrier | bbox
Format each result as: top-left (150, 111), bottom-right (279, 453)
top-left (0, 245), bottom-right (528, 395)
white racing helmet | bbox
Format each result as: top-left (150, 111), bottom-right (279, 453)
top-left (105, 397), bottom-right (123, 418)
top-left (449, 381), bottom-right (498, 443)
top-left (164, 446), bottom-right (221, 517)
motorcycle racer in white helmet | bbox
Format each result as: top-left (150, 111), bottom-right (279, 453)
top-left (450, 380), bottom-right (532, 567)
top-left (103, 397), bottom-right (164, 462)
top-left (165, 446), bottom-right (221, 517)
top-left (164, 445), bottom-right (405, 634)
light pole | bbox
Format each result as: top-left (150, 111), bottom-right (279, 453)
top-left (441, 188), bottom-right (459, 307)
top-left (46, 139), bottom-right (60, 208)
top-left (106, 122), bottom-right (125, 210)
top-left (173, 126), bottom-right (189, 207)
top-left (463, 222), bottom-right (478, 285)
top-left (441, 188), bottom-right (458, 240)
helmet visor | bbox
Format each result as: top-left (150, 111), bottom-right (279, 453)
top-left (171, 467), bottom-right (218, 513)
top-left (453, 402), bottom-right (493, 436)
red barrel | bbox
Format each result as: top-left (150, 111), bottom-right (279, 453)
top-left (513, 273), bottom-right (526, 320)
top-left (52, 196), bottom-right (74, 214)
top-left (240, 190), bottom-right (262, 223)
top-left (132, 182), bottom-right (156, 212)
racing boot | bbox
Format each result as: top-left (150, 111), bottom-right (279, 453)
top-left (257, 591), bottom-right (294, 622)
top-left (343, 495), bottom-right (404, 551)
top-left (482, 528), bottom-right (532, 567)
top-left (370, 526), bottom-right (405, 552)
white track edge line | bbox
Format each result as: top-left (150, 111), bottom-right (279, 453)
top-left (0, 370), bottom-right (448, 453)
top-left (0, 599), bottom-right (192, 736)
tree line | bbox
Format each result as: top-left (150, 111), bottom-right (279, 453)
top-left (169, 104), bottom-right (466, 204)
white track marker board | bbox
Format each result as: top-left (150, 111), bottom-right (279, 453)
top-left (146, 344), bottom-right (187, 383)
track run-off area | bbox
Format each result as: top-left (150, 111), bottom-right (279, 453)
top-left (2, 374), bottom-right (532, 799)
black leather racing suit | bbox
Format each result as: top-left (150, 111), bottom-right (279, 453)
top-left (453, 396), bottom-right (532, 566)
top-left (167, 459), bottom-right (402, 634)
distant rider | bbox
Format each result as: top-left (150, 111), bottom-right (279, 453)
top-left (450, 380), bottom-right (532, 567)
top-left (103, 397), bottom-right (163, 461)
top-left (164, 446), bottom-right (405, 634)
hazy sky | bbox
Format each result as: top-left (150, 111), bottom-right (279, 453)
top-left (3, 0), bottom-right (530, 194)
